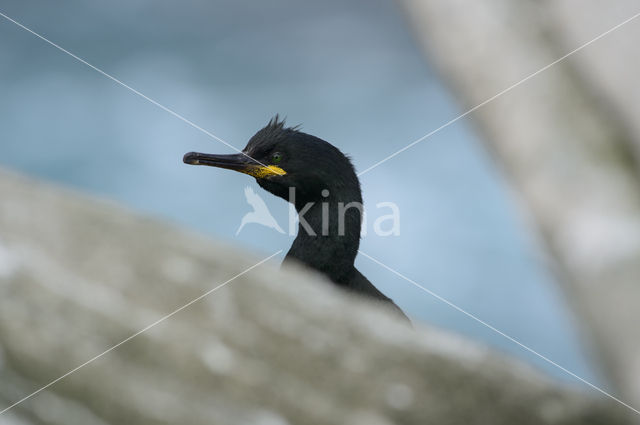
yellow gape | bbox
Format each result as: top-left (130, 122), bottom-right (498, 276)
top-left (244, 165), bottom-right (287, 178)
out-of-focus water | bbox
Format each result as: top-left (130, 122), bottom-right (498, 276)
top-left (0, 1), bottom-right (602, 385)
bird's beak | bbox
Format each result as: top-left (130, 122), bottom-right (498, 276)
top-left (183, 152), bottom-right (286, 178)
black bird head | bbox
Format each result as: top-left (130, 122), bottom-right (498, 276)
top-left (183, 116), bottom-right (409, 322)
top-left (183, 115), bottom-right (361, 207)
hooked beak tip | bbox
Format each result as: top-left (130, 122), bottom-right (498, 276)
top-left (183, 152), bottom-right (200, 165)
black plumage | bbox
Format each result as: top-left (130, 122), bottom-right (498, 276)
top-left (184, 116), bottom-right (408, 320)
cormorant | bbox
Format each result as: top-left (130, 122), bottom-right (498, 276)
top-left (184, 116), bottom-right (408, 320)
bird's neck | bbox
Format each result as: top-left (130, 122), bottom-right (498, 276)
top-left (285, 189), bottom-right (362, 284)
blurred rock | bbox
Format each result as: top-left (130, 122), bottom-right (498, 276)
top-left (0, 169), bottom-right (630, 424)
top-left (398, 0), bottom-right (640, 421)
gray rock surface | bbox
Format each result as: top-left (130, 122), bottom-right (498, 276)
top-left (0, 169), bottom-right (630, 424)
top-left (398, 0), bottom-right (640, 420)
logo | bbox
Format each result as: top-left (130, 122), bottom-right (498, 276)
top-left (235, 186), bottom-right (400, 236)
top-left (236, 187), bottom-right (285, 235)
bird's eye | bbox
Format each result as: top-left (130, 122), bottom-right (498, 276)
top-left (271, 152), bottom-right (283, 164)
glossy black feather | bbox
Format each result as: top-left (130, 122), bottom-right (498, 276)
top-left (249, 117), bottom-right (409, 322)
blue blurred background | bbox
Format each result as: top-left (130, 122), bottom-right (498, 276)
top-left (0, 1), bottom-right (601, 385)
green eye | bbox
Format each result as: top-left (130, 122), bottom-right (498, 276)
top-left (271, 152), bottom-right (282, 163)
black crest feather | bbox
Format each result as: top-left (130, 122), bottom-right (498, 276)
top-left (265, 114), bottom-right (300, 133)
top-left (247, 115), bottom-right (301, 152)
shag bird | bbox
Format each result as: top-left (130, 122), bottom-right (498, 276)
top-left (184, 116), bottom-right (408, 320)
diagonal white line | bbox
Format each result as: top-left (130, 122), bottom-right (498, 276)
top-left (357, 10), bottom-right (640, 177)
top-left (0, 249), bottom-right (282, 416)
top-left (358, 249), bottom-right (640, 416)
top-left (0, 10), bottom-right (282, 172)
